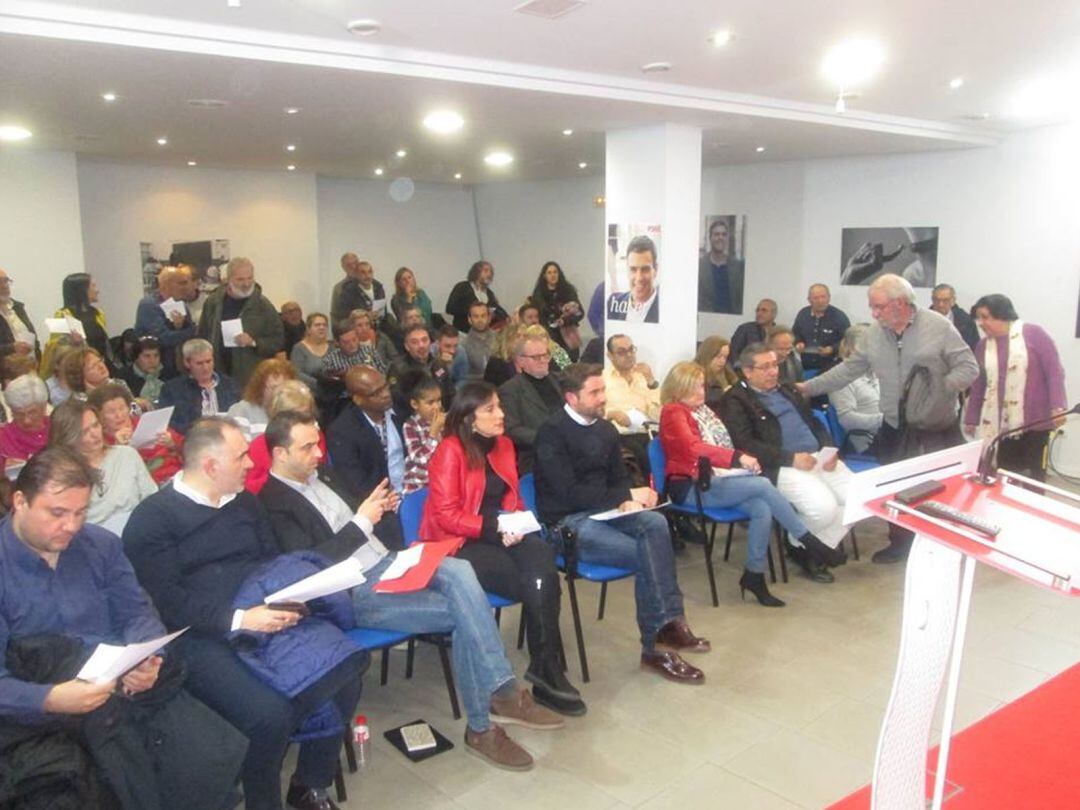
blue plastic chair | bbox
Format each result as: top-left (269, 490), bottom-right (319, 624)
top-left (821, 406), bottom-right (881, 473)
top-left (519, 473), bottom-right (634, 682)
top-left (647, 437), bottom-right (786, 597)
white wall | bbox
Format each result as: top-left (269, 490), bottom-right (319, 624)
top-left (316, 176), bottom-right (480, 321)
top-left (77, 160), bottom-right (320, 330)
top-left (0, 150), bottom-right (85, 327)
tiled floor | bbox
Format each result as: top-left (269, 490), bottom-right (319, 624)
top-left (282, 485), bottom-right (1080, 809)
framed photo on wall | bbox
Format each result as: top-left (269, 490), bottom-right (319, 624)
top-left (697, 214), bottom-right (746, 314)
top-left (840, 226), bottom-right (939, 287)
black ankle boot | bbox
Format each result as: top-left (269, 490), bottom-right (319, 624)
top-left (739, 570), bottom-right (785, 607)
top-left (799, 532), bottom-right (848, 567)
top-left (786, 542), bottom-right (835, 583)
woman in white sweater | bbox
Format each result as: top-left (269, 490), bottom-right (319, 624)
top-left (827, 324), bottom-right (883, 453)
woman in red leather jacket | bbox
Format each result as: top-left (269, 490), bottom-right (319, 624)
top-left (422, 381), bottom-right (586, 716)
top-left (659, 362), bottom-right (830, 606)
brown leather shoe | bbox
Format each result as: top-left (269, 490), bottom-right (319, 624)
top-left (464, 724), bottom-right (534, 771)
top-left (655, 619), bottom-right (711, 654)
top-left (641, 650), bottom-right (705, 684)
top-left (490, 689), bottom-right (566, 730)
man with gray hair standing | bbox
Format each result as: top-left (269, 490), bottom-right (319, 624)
top-left (799, 273), bottom-right (978, 563)
top-left (198, 257), bottom-right (283, 388)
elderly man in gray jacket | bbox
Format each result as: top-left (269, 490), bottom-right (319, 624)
top-left (799, 274), bottom-right (978, 563)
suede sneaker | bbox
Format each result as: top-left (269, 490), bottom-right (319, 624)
top-left (464, 724), bottom-right (534, 771)
top-left (490, 689), bottom-right (565, 730)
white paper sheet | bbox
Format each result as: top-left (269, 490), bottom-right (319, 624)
top-left (497, 510), bottom-right (542, 535)
top-left (4, 460), bottom-right (26, 482)
top-left (221, 318), bottom-right (244, 347)
top-left (77, 628), bottom-right (188, 684)
top-left (815, 447), bottom-right (839, 469)
top-left (159, 297), bottom-right (187, 318)
top-left (589, 500), bottom-right (671, 521)
top-left (626, 408), bottom-right (650, 431)
top-left (45, 317), bottom-right (86, 339)
top-left (377, 544), bottom-right (423, 582)
top-left (711, 467), bottom-right (754, 478)
top-left (370, 298), bottom-right (387, 316)
top-left (263, 557), bottom-right (366, 604)
top-left (129, 406), bottom-right (174, 449)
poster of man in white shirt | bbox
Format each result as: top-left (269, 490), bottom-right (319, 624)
top-left (606, 225), bottom-right (661, 325)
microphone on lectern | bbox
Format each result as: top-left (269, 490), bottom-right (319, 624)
top-left (974, 402), bottom-right (1080, 485)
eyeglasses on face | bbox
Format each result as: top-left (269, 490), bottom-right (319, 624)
top-left (611, 346), bottom-right (637, 356)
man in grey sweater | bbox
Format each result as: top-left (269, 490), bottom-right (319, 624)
top-left (799, 274), bottom-right (978, 563)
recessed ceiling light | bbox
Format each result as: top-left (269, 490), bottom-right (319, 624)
top-left (708, 29), bottom-right (733, 48)
top-left (286, 164), bottom-right (296, 171)
top-left (755, 146), bottom-right (766, 153)
top-left (156, 137), bottom-right (168, 146)
top-left (286, 144), bottom-right (296, 152)
top-left (423, 110), bottom-right (465, 135)
top-left (949, 77), bottom-right (965, 90)
top-left (102, 92), bottom-right (117, 102)
top-left (284, 107), bottom-right (301, 115)
top-left (822, 39), bottom-right (885, 88)
top-left (454, 172), bottom-right (462, 180)
top-left (578, 162), bottom-right (588, 169)
top-left (187, 160), bottom-right (197, 166)
top-left (0, 125), bottom-right (32, 142)
top-left (346, 18), bottom-right (381, 36)
top-left (562, 128), bottom-right (574, 136)
top-left (484, 151), bottom-right (514, 167)
top-left (641, 61), bottom-right (672, 74)
top-left (374, 167), bottom-right (384, 176)
top-left (395, 149), bottom-right (407, 158)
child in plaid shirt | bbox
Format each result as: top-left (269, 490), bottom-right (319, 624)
top-left (402, 375), bottom-right (445, 493)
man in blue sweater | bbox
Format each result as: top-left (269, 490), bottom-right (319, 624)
top-left (124, 417), bottom-right (366, 810)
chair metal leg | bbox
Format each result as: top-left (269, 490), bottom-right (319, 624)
top-left (379, 648), bottom-right (390, 685)
top-left (516, 609), bottom-right (526, 650)
top-left (597, 581), bottom-right (608, 621)
top-left (405, 638), bottom-right (416, 679)
top-left (494, 607), bottom-right (502, 626)
top-left (435, 639), bottom-right (462, 720)
top-left (767, 543), bottom-right (776, 583)
top-left (343, 729), bottom-right (357, 773)
top-left (778, 528), bottom-right (789, 583)
top-left (565, 575), bottom-right (590, 682)
top-left (334, 759), bottom-right (347, 802)
top-left (704, 529), bottom-right (719, 607)
top-left (849, 528), bottom-right (860, 560)
top-left (723, 522), bottom-right (735, 562)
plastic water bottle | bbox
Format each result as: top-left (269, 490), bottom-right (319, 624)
top-left (352, 714), bottom-right (371, 767)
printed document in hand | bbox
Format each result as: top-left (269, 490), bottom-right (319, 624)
top-left (263, 557), bottom-right (366, 604)
top-left (371, 298), bottom-right (387, 316)
top-left (590, 501), bottom-right (671, 521)
top-left (497, 510), bottom-right (542, 535)
top-left (45, 316), bottom-right (86, 339)
top-left (374, 541), bottom-right (455, 594)
top-left (815, 447), bottom-right (839, 469)
top-left (712, 467), bottom-right (753, 478)
top-left (221, 318), bottom-right (244, 347)
top-left (626, 408), bottom-right (651, 431)
top-left (129, 407), bottom-right (174, 449)
top-left (159, 297), bottom-right (187, 319)
top-left (77, 628), bottom-right (188, 684)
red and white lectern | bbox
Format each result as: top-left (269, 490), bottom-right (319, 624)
top-left (844, 440), bottom-right (1080, 810)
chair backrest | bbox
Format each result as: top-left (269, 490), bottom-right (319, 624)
top-left (519, 473), bottom-right (537, 514)
top-left (646, 437), bottom-right (667, 495)
top-left (400, 487), bottom-right (428, 547)
top-left (811, 408), bottom-right (830, 436)
top-left (823, 405), bottom-right (848, 448)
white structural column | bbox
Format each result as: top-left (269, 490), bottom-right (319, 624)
top-left (603, 124), bottom-right (702, 376)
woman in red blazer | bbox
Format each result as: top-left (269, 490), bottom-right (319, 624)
top-left (422, 381), bottom-right (585, 716)
top-left (659, 362), bottom-right (828, 606)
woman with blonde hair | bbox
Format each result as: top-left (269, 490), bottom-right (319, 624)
top-left (658, 361), bottom-right (829, 605)
top-left (483, 322), bottom-right (524, 386)
top-left (244, 379), bottom-right (325, 494)
top-left (694, 336), bottom-right (739, 414)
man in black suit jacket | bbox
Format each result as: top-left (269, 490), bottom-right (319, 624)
top-left (259, 412), bottom-right (564, 764)
top-left (930, 283), bottom-right (980, 350)
top-left (0, 267), bottom-right (39, 360)
top-left (498, 332), bottom-right (564, 474)
top-left (326, 365), bottom-right (405, 549)
top-left (330, 253), bottom-right (387, 326)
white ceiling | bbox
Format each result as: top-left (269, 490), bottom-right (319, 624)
top-left (1, 0), bottom-right (1077, 182)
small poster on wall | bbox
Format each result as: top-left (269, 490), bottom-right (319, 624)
top-left (697, 214), bottom-right (746, 315)
top-left (840, 227), bottom-right (939, 287)
top-left (606, 223), bottom-right (661, 324)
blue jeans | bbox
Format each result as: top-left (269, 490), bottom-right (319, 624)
top-left (559, 510), bottom-right (683, 650)
top-left (352, 555), bottom-right (514, 732)
top-left (686, 475), bottom-right (809, 573)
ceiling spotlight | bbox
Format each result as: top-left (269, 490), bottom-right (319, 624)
top-left (949, 77), bottom-right (965, 90)
top-left (423, 110), bottom-right (465, 135)
top-left (284, 107), bottom-right (301, 115)
top-left (286, 164), bottom-right (296, 171)
top-left (102, 92), bottom-right (118, 102)
top-left (578, 162), bottom-right (588, 169)
top-left (454, 172), bottom-right (462, 180)
top-left (708, 29), bottom-right (733, 48)
top-left (0, 125), bottom-right (32, 142)
top-left (374, 167), bottom-right (384, 176)
top-left (484, 151), bottom-right (514, 167)
top-left (641, 61), bottom-right (672, 74)
top-left (395, 149), bottom-right (407, 158)
top-left (562, 128), bottom-right (574, 136)
top-left (822, 38), bottom-right (885, 88)
top-left (346, 18), bottom-right (382, 36)
top-left (286, 144), bottom-right (296, 152)
top-left (156, 137), bottom-right (168, 146)
top-left (187, 160), bottom-right (197, 166)
top-left (755, 145), bottom-right (766, 153)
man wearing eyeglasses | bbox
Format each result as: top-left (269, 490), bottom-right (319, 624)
top-left (0, 268), bottom-right (39, 361)
top-left (603, 334), bottom-right (660, 429)
top-left (498, 333), bottom-right (563, 474)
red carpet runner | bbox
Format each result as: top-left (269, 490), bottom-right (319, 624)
top-left (828, 659), bottom-right (1080, 808)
